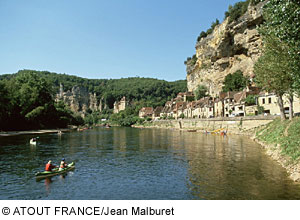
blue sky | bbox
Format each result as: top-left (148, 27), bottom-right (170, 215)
top-left (0, 0), bottom-right (241, 81)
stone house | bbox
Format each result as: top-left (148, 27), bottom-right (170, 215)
top-left (184, 101), bottom-right (196, 119)
top-left (152, 106), bottom-right (163, 120)
top-left (174, 102), bottom-right (187, 119)
top-left (223, 92), bottom-right (238, 117)
top-left (139, 107), bottom-right (154, 118)
top-left (175, 92), bottom-right (195, 102)
top-left (222, 87), bottom-right (260, 117)
top-left (213, 98), bottom-right (223, 118)
top-left (257, 92), bottom-right (300, 116)
top-left (160, 101), bottom-right (174, 118)
top-left (113, 96), bottom-right (128, 114)
top-left (191, 97), bottom-right (213, 118)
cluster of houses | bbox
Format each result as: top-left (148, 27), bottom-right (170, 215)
top-left (138, 87), bottom-right (300, 120)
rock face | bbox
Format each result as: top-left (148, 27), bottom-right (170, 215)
top-left (187, 2), bottom-right (265, 97)
top-left (56, 84), bottom-right (103, 116)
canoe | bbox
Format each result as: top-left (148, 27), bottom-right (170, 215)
top-left (35, 162), bottom-right (75, 179)
top-left (30, 139), bottom-right (37, 145)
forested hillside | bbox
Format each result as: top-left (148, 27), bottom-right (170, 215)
top-left (0, 70), bottom-right (187, 130)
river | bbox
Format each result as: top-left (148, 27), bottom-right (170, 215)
top-left (0, 127), bottom-right (300, 200)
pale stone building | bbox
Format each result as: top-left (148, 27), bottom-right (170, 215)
top-left (152, 106), bottom-right (163, 120)
top-left (257, 93), bottom-right (300, 116)
top-left (139, 107), bottom-right (154, 118)
top-left (113, 97), bottom-right (128, 114)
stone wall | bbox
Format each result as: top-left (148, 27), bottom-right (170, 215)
top-left (137, 116), bottom-right (276, 135)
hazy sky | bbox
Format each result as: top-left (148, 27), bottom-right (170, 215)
top-left (0, 0), bottom-right (241, 81)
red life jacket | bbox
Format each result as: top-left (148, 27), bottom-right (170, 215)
top-left (45, 163), bottom-right (55, 171)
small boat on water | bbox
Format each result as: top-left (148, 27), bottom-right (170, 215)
top-left (35, 162), bottom-right (75, 179)
top-left (187, 129), bottom-right (197, 132)
top-left (30, 138), bottom-right (37, 145)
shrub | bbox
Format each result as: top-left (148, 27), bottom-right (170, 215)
top-left (224, 0), bottom-right (262, 24)
top-left (244, 95), bottom-right (257, 106)
top-left (222, 70), bottom-right (249, 92)
top-left (194, 85), bottom-right (208, 100)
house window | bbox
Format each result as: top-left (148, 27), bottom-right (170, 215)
top-left (262, 98), bottom-right (265, 104)
top-left (269, 97), bottom-right (272, 104)
top-left (209, 107), bottom-right (212, 112)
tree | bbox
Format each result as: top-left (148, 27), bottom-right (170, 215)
top-left (244, 95), bottom-right (257, 106)
top-left (194, 85), bottom-right (208, 100)
top-left (0, 81), bottom-right (11, 129)
top-left (254, 35), bottom-right (293, 120)
top-left (222, 70), bottom-right (248, 92)
top-left (254, 0), bottom-right (300, 120)
top-left (260, 0), bottom-right (300, 93)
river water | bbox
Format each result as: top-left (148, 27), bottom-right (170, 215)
top-left (0, 127), bottom-right (300, 200)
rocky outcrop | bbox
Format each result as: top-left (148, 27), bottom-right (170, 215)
top-left (56, 84), bottom-right (103, 116)
top-left (187, 2), bottom-right (265, 97)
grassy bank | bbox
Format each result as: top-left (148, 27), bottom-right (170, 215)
top-left (256, 117), bottom-right (300, 161)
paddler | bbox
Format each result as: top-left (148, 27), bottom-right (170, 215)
top-left (59, 158), bottom-right (67, 171)
top-left (45, 160), bottom-right (57, 171)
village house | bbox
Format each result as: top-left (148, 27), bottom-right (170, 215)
top-left (175, 92), bottom-right (195, 102)
top-left (160, 101), bottom-right (174, 118)
top-left (223, 91), bottom-right (238, 117)
top-left (152, 106), bottom-right (163, 120)
top-left (213, 98), bottom-right (223, 118)
top-left (257, 92), bottom-right (300, 116)
top-left (184, 101), bottom-right (196, 119)
top-left (157, 86), bottom-right (300, 121)
top-left (139, 107), bottom-right (154, 118)
top-left (221, 87), bottom-right (260, 117)
top-left (173, 102), bottom-right (187, 119)
top-left (113, 96), bottom-right (128, 114)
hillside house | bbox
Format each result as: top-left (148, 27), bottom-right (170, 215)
top-left (139, 107), bottom-right (154, 118)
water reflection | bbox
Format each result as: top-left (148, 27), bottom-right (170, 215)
top-left (1, 127), bottom-right (300, 199)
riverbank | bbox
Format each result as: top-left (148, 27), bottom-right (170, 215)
top-left (134, 116), bottom-right (300, 182)
top-left (133, 115), bottom-right (277, 136)
top-left (253, 118), bottom-right (300, 182)
top-left (0, 128), bottom-right (74, 137)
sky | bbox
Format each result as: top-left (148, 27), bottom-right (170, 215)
top-left (0, 0), bottom-right (241, 81)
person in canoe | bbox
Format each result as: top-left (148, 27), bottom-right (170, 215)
top-left (45, 160), bottom-right (57, 171)
top-left (59, 158), bottom-right (67, 171)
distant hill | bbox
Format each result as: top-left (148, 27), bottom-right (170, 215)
top-left (0, 69), bottom-right (187, 109)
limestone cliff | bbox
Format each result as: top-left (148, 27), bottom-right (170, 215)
top-left (56, 84), bottom-right (103, 116)
top-left (186, 2), bottom-right (265, 97)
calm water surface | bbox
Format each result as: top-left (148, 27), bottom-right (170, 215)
top-left (1, 127), bottom-right (300, 200)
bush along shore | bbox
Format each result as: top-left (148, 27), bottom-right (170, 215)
top-left (253, 118), bottom-right (300, 182)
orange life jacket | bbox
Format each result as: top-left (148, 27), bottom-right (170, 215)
top-left (45, 163), bottom-right (55, 171)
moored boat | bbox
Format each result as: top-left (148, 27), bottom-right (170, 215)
top-left (35, 162), bottom-right (75, 179)
top-left (30, 138), bottom-right (37, 145)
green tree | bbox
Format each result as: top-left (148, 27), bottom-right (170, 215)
top-left (222, 70), bottom-right (248, 92)
top-left (259, 0), bottom-right (300, 94)
top-left (244, 95), bottom-right (257, 106)
top-left (254, 35), bottom-right (293, 120)
top-left (194, 85), bottom-right (208, 100)
top-left (0, 81), bottom-right (11, 129)
top-left (254, 0), bottom-right (300, 120)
